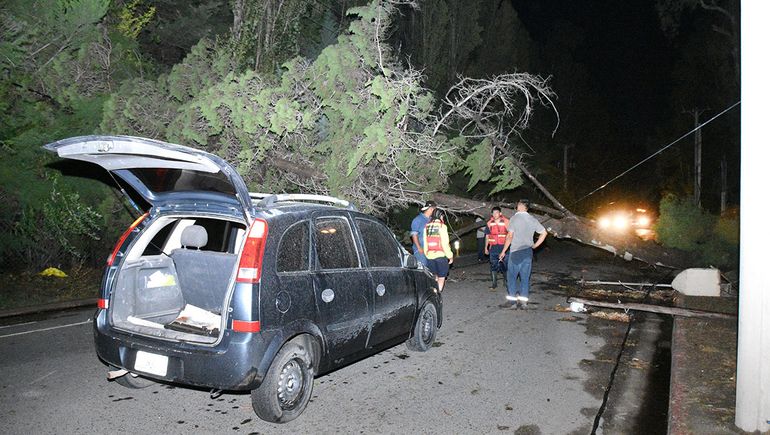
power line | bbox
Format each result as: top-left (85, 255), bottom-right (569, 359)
top-left (571, 100), bottom-right (741, 206)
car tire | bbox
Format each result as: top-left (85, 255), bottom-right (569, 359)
top-left (113, 371), bottom-right (155, 389)
top-left (251, 341), bottom-right (314, 423)
top-left (406, 301), bottom-right (437, 352)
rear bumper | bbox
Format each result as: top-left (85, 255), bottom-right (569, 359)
top-left (93, 310), bottom-right (282, 391)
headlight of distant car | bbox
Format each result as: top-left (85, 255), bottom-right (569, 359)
top-left (612, 215), bottom-right (629, 230)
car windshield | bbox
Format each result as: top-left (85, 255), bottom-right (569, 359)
top-left (129, 168), bottom-right (235, 195)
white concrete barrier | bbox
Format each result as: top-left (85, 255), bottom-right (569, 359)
top-left (670, 268), bottom-right (720, 297)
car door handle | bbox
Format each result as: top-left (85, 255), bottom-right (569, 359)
top-left (376, 284), bottom-right (386, 296)
top-left (321, 288), bottom-right (335, 303)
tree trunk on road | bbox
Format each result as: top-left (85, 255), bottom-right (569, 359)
top-left (431, 193), bottom-right (689, 269)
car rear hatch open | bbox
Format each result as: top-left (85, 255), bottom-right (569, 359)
top-left (43, 135), bottom-right (256, 343)
top-left (43, 135), bottom-right (254, 218)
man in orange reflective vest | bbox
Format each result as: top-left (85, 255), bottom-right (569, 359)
top-left (484, 206), bottom-right (509, 290)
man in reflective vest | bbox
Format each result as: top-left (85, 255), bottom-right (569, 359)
top-left (484, 206), bottom-right (509, 290)
top-left (410, 200), bottom-right (436, 266)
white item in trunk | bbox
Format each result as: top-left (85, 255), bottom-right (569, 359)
top-left (168, 304), bottom-right (221, 333)
top-left (127, 316), bottom-right (166, 329)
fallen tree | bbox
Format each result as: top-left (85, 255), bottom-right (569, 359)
top-left (269, 155), bottom-right (690, 269)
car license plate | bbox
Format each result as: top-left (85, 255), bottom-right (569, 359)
top-left (134, 351), bottom-right (168, 376)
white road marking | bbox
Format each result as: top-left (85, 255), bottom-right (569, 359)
top-left (31, 370), bottom-right (58, 384)
top-left (0, 321), bottom-right (38, 329)
top-left (0, 319), bottom-right (92, 339)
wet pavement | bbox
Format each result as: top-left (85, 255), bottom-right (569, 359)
top-left (0, 238), bottom-right (675, 434)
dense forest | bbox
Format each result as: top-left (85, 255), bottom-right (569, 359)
top-left (0, 0), bottom-right (739, 274)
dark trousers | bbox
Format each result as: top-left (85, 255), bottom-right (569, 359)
top-left (488, 244), bottom-right (507, 273)
top-left (477, 237), bottom-right (487, 260)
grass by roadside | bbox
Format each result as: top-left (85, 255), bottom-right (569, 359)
top-left (0, 267), bottom-right (101, 310)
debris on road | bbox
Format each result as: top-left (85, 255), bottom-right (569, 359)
top-left (590, 310), bottom-right (631, 323)
top-left (568, 297), bottom-right (735, 320)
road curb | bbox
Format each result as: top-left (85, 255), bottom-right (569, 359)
top-left (0, 298), bottom-right (97, 319)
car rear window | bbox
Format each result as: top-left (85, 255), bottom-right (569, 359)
top-left (314, 217), bottom-right (359, 270)
top-left (356, 219), bottom-right (402, 268)
top-left (276, 221), bottom-right (310, 272)
top-left (129, 168), bottom-right (235, 195)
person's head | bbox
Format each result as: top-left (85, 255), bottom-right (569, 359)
top-left (420, 200), bottom-right (437, 216)
top-left (516, 199), bottom-right (531, 212)
top-left (432, 208), bottom-right (447, 223)
top-left (491, 206), bottom-right (502, 219)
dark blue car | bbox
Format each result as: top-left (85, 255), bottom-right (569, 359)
top-left (44, 135), bottom-right (442, 423)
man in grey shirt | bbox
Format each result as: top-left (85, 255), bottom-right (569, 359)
top-left (498, 199), bottom-right (547, 309)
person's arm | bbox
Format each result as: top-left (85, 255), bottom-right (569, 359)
top-left (410, 218), bottom-right (424, 254)
top-left (498, 232), bottom-right (512, 261)
top-left (532, 218), bottom-right (547, 249)
top-left (411, 233), bottom-right (423, 254)
top-left (441, 225), bottom-right (453, 262)
top-left (484, 235), bottom-right (490, 255)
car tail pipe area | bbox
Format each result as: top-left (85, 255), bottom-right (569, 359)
top-left (107, 368), bottom-right (129, 380)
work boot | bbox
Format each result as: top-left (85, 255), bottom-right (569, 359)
top-left (490, 272), bottom-right (497, 289)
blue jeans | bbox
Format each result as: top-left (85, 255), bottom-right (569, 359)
top-left (414, 251), bottom-right (428, 266)
top-left (506, 248), bottom-right (533, 302)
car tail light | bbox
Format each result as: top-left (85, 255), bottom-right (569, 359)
top-left (231, 320), bottom-right (261, 333)
top-left (236, 218), bottom-right (268, 283)
top-left (97, 298), bottom-right (109, 309)
top-left (107, 212), bottom-right (149, 266)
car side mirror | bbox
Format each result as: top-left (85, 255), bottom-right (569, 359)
top-left (404, 254), bottom-right (419, 269)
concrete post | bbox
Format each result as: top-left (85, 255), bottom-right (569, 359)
top-left (735, 2), bottom-right (770, 432)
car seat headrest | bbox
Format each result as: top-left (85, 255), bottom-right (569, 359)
top-left (180, 225), bottom-right (208, 249)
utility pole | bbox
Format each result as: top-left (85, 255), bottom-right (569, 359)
top-left (720, 154), bottom-right (727, 214)
top-left (562, 143), bottom-right (574, 192)
top-left (685, 109), bottom-right (705, 208)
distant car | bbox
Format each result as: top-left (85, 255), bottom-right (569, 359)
top-left (44, 135), bottom-right (442, 423)
top-left (595, 204), bottom-right (655, 240)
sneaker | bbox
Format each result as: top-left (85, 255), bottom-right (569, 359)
top-left (519, 301), bottom-right (528, 310)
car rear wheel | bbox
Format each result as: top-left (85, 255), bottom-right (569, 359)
top-left (251, 342), bottom-right (314, 423)
top-left (406, 301), bottom-right (437, 352)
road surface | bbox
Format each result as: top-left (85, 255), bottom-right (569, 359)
top-left (0, 239), bottom-right (671, 434)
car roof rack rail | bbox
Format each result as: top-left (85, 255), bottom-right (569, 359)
top-left (251, 193), bottom-right (357, 211)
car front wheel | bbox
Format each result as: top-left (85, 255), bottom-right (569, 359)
top-left (251, 342), bottom-right (314, 423)
top-left (406, 301), bottom-right (437, 351)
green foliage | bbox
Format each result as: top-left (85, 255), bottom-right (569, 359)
top-left (654, 194), bottom-right (738, 268)
top-left (654, 194), bottom-right (713, 251)
top-left (0, 0), bottom-right (146, 271)
top-left (117, 0), bottom-right (156, 40)
top-left (463, 138), bottom-right (492, 190)
top-left (489, 158), bottom-right (524, 195)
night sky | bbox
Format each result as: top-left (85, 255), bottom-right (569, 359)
top-left (505, 0), bottom-right (739, 213)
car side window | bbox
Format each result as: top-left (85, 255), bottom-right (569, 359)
top-left (314, 217), bottom-right (360, 270)
top-left (277, 221), bottom-right (310, 273)
top-left (356, 219), bottom-right (402, 268)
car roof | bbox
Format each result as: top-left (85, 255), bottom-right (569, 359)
top-left (256, 202), bottom-right (368, 219)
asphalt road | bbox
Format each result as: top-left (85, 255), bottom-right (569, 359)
top-left (0, 240), bottom-right (671, 434)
